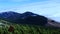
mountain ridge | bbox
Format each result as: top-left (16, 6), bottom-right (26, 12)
top-left (0, 11), bottom-right (47, 26)
top-left (0, 11), bottom-right (60, 28)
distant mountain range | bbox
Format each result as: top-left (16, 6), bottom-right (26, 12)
top-left (0, 11), bottom-right (39, 19)
top-left (0, 11), bottom-right (60, 28)
top-left (0, 11), bottom-right (47, 25)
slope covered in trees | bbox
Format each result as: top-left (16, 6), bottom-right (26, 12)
top-left (0, 11), bottom-right (60, 34)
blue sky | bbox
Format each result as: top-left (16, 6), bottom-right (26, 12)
top-left (0, 0), bottom-right (48, 12)
top-left (0, 0), bottom-right (60, 22)
top-left (0, 0), bottom-right (48, 10)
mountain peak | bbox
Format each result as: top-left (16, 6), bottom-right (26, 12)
top-left (0, 11), bottom-right (21, 20)
top-left (23, 11), bottom-right (38, 16)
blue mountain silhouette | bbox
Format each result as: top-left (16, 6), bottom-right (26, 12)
top-left (0, 11), bottom-right (47, 25)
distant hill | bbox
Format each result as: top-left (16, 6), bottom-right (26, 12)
top-left (0, 11), bottom-right (48, 26)
top-left (0, 11), bottom-right (22, 20)
top-left (0, 11), bottom-right (60, 28)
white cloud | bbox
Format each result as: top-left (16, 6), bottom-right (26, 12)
top-left (52, 13), bottom-right (60, 17)
top-left (16, 0), bottom-right (60, 22)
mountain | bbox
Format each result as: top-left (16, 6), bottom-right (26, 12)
top-left (0, 11), bottom-right (22, 21)
top-left (21, 12), bottom-right (39, 19)
top-left (0, 11), bottom-right (48, 25)
top-left (0, 11), bottom-right (60, 28)
top-left (0, 11), bottom-right (40, 20)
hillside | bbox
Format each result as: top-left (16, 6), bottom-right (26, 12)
top-left (0, 11), bottom-right (60, 34)
top-left (0, 11), bottom-right (47, 25)
top-left (0, 19), bottom-right (60, 34)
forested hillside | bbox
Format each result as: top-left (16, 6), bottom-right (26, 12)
top-left (0, 11), bottom-right (60, 34)
top-left (0, 19), bottom-right (60, 34)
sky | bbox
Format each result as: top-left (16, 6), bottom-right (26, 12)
top-left (0, 0), bottom-right (60, 22)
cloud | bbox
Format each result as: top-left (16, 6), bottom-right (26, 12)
top-left (15, 0), bottom-right (60, 22)
top-left (51, 13), bottom-right (60, 17)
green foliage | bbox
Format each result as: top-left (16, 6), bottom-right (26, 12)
top-left (0, 19), bottom-right (60, 34)
top-left (0, 24), bottom-right (60, 34)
